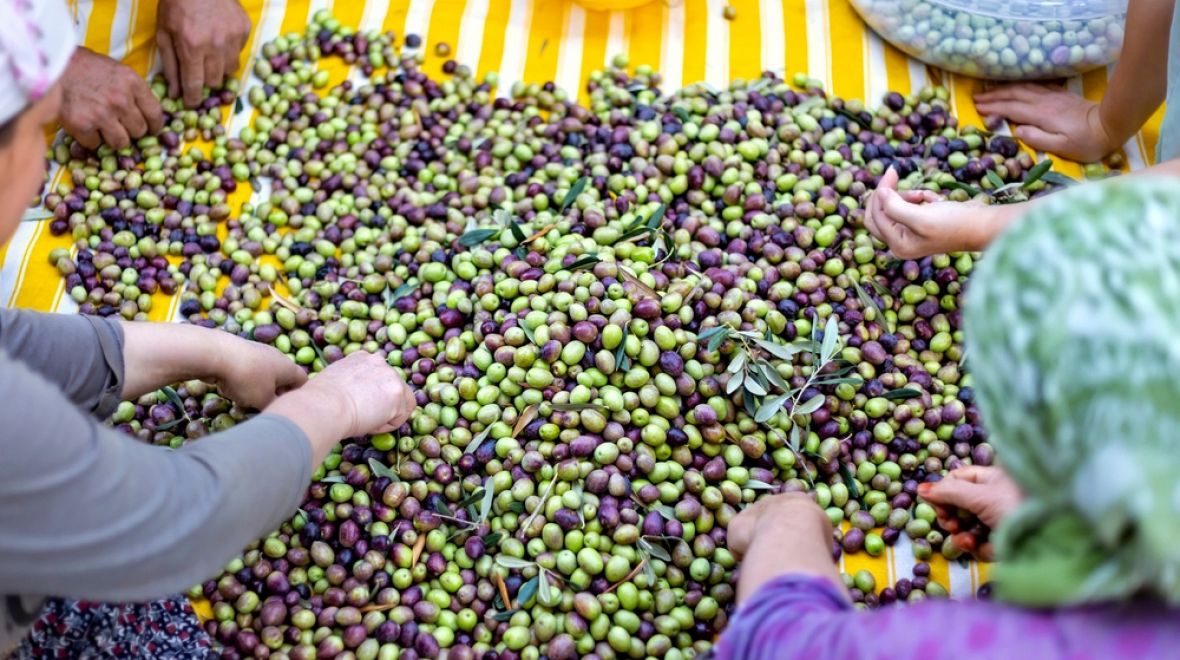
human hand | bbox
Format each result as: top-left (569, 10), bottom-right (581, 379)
top-left (727, 492), bottom-right (831, 558)
top-left (156, 0), bottom-right (251, 108)
top-left (974, 84), bottom-right (1119, 163)
top-left (865, 167), bottom-right (1000, 259)
top-left (298, 351), bottom-right (416, 438)
top-left (210, 336), bottom-right (308, 410)
top-left (919, 466), bottom-right (1023, 560)
top-left (59, 48), bottom-right (164, 150)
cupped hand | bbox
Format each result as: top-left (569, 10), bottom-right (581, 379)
top-left (59, 48), bottom-right (163, 150)
top-left (974, 84), bottom-right (1119, 163)
top-left (212, 337), bottom-right (308, 410)
top-left (157, 0), bottom-right (252, 108)
top-left (302, 351), bottom-right (417, 438)
top-left (727, 492), bottom-right (831, 558)
top-left (919, 466), bottom-right (1023, 560)
top-left (865, 167), bottom-right (994, 259)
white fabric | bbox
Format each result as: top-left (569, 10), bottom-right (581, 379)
top-left (0, 0), bottom-right (76, 126)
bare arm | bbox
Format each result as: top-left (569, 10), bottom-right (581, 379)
top-left (1098, 0), bottom-right (1174, 145)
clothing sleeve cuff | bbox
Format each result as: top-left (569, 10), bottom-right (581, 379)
top-left (80, 315), bottom-right (126, 418)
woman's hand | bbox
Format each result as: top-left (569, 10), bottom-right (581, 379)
top-left (210, 338), bottom-right (307, 410)
top-left (728, 492), bottom-right (829, 557)
top-left (59, 48), bottom-right (164, 149)
top-left (864, 167), bottom-right (1006, 259)
top-left (728, 492), bottom-right (844, 602)
top-left (974, 84), bottom-right (1120, 163)
top-left (156, 0), bottom-right (252, 107)
top-left (265, 351), bottom-right (416, 465)
top-left (919, 466), bottom-right (1023, 560)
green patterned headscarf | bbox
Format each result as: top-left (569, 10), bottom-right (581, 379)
top-left (966, 178), bottom-right (1180, 607)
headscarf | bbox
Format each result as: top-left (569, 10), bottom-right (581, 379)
top-left (966, 178), bottom-right (1180, 606)
top-left (0, 0), bottom-right (75, 127)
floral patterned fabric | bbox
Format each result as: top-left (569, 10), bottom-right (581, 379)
top-left (10, 596), bottom-right (215, 659)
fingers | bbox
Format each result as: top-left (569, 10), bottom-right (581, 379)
top-left (973, 82), bottom-right (1057, 105)
top-left (69, 122), bottom-right (102, 150)
top-left (157, 31), bottom-right (181, 99)
top-left (877, 187), bottom-right (933, 234)
top-left (973, 100), bottom-right (1048, 127)
top-left (132, 81), bottom-right (165, 134)
top-left (98, 117), bottom-right (131, 150)
top-left (205, 52), bottom-right (226, 97)
top-left (943, 465), bottom-right (996, 485)
top-left (180, 47), bottom-right (205, 108)
top-left (917, 477), bottom-right (987, 514)
top-left (1012, 125), bottom-right (1071, 154)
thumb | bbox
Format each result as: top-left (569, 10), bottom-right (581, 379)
top-left (876, 166), bottom-right (899, 192)
top-left (1014, 125), bottom-right (1069, 155)
top-left (919, 478), bottom-right (988, 512)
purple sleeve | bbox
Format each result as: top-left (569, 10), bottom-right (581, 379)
top-left (714, 575), bottom-right (871, 660)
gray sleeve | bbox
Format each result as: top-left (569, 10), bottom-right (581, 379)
top-left (0, 355), bottom-right (313, 602)
top-left (0, 308), bottom-right (125, 417)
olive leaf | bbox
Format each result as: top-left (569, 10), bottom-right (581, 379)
top-left (652, 504), bottom-right (677, 521)
top-left (234, 97), bottom-right (244, 115)
top-left (638, 537), bottom-right (671, 563)
top-left (537, 571), bottom-right (558, 606)
top-left (614, 324), bottom-right (630, 371)
top-left (508, 221), bottom-right (527, 244)
top-left (161, 386), bottom-right (186, 413)
top-left (726, 372), bottom-right (745, 395)
top-left (812, 376), bottom-right (864, 387)
top-left (672, 107), bottom-right (691, 123)
top-left (568, 254), bottom-right (600, 271)
top-left (456, 488), bottom-right (486, 511)
top-left (494, 555), bottom-right (534, 570)
top-left (482, 531), bottom-right (503, 547)
top-left (755, 339), bottom-right (803, 361)
top-left (743, 377), bottom-right (767, 397)
top-left (794, 393), bottom-right (825, 415)
top-left (552, 403), bottom-right (607, 412)
top-left (465, 427), bottom-right (491, 455)
top-left (759, 361), bottom-right (789, 391)
top-left (618, 267), bottom-right (660, 300)
top-left (512, 404), bottom-right (539, 438)
top-left (745, 480), bottom-right (776, 490)
top-left (516, 576), bottom-right (539, 606)
top-left (520, 321), bottom-right (536, 344)
top-left (726, 351), bottom-right (748, 374)
top-left (942, 181), bottom-right (983, 197)
top-left (561, 176), bottom-right (589, 213)
top-left (707, 330), bottom-right (728, 354)
top-left (851, 280), bottom-right (885, 324)
top-left (646, 203), bottom-right (666, 230)
top-left (789, 425), bottom-right (802, 452)
top-left (882, 387), bottom-right (922, 401)
top-left (295, 508), bottom-right (309, 524)
top-left (480, 477), bottom-right (495, 522)
top-left (389, 280), bottom-right (417, 301)
top-left (985, 170), bottom-right (1005, 190)
top-left (573, 483), bottom-right (585, 527)
top-left (1022, 159), bottom-right (1053, 188)
top-left (839, 463), bottom-right (862, 502)
top-left (155, 418), bottom-right (187, 432)
top-left (507, 501), bottom-right (526, 514)
top-left (369, 458), bottom-right (400, 481)
top-left (520, 474), bottom-right (559, 533)
top-left (458, 228), bottom-right (501, 247)
top-left (755, 393), bottom-right (791, 423)
top-left (820, 315), bottom-right (839, 362)
top-left (320, 475), bottom-right (346, 484)
top-left (1040, 171), bottom-right (1079, 187)
top-left (492, 609), bottom-right (519, 622)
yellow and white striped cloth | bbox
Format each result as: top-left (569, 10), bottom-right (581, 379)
top-left (6, 0), bottom-right (1165, 604)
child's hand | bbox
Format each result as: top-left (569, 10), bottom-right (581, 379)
top-left (919, 466), bottom-right (1023, 560)
top-left (864, 168), bottom-right (997, 259)
top-left (975, 84), bottom-right (1120, 163)
top-left (212, 336), bottom-right (308, 410)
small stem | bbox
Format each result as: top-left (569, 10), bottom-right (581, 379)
top-left (603, 558), bottom-right (647, 594)
top-left (493, 572), bottom-right (511, 609)
top-left (411, 534), bottom-right (427, 567)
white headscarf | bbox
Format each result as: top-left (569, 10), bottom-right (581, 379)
top-left (0, 0), bottom-right (76, 126)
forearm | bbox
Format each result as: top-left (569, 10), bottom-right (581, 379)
top-left (265, 387), bottom-right (350, 467)
top-left (119, 321), bottom-right (238, 399)
top-left (1098, 0), bottom-right (1174, 143)
top-left (736, 509), bottom-right (845, 603)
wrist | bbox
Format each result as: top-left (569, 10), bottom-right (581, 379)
top-left (1095, 101), bottom-right (1132, 153)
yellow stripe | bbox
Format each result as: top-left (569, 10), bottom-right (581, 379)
top-left (10, 223), bottom-right (70, 312)
top-left (281, 0), bottom-right (313, 35)
top-left (782, 0), bottom-right (809, 79)
top-left (476, 0), bottom-right (515, 80)
top-left (1139, 106), bottom-right (1166, 166)
top-left (122, 0), bottom-right (158, 76)
top-left (882, 43), bottom-right (910, 97)
top-left (838, 524), bottom-right (891, 591)
top-left (947, 75), bottom-right (982, 128)
top-left (82, 0), bottom-right (118, 52)
top-left (976, 560), bottom-right (992, 585)
top-left (826, 0), bottom-right (864, 101)
top-left (521, 0), bottom-right (568, 84)
top-left (627, 1), bottom-right (663, 74)
top-left (728, 0), bottom-right (761, 82)
top-left (681, 0), bottom-right (707, 87)
top-left (318, 0), bottom-right (366, 89)
top-left (421, 0), bottom-right (469, 79)
top-left (578, 9), bottom-right (611, 103)
top-left (927, 554), bottom-right (951, 595)
top-left (383, 0), bottom-right (412, 34)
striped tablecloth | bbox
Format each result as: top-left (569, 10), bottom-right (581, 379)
top-left (10, 0), bottom-right (1164, 607)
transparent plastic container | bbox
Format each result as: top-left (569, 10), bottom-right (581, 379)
top-left (849, 0), bottom-right (1127, 80)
